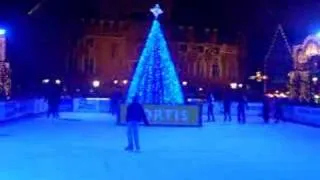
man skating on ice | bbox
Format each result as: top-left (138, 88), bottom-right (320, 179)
top-left (125, 96), bottom-right (149, 152)
top-left (223, 92), bottom-right (232, 122)
top-left (207, 93), bottom-right (215, 122)
top-left (237, 93), bottom-right (248, 124)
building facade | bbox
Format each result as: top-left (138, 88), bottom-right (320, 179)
top-left (289, 35), bottom-right (320, 102)
top-left (67, 18), bottom-right (245, 95)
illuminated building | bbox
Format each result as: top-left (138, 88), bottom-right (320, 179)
top-left (289, 34), bottom-right (320, 102)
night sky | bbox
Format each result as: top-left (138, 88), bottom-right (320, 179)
top-left (1, 0), bottom-right (320, 84)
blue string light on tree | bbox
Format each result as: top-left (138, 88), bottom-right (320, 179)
top-left (126, 4), bottom-right (184, 104)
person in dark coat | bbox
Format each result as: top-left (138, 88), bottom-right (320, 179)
top-left (207, 93), bottom-right (215, 122)
top-left (223, 93), bottom-right (232, 122)
top-left (46, 82), bottom-right (61, 119)
top-left (262, 96), bottom-right (270, 123)
top-left (274, 97), bottom-right (283, 123)
top-left (237, 93), bottom-right (248, 124)
top-left (125, 96), bottom-right (149, 152)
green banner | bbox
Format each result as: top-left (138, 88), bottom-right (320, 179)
top-left (119, 104), bottom-right (202, 127)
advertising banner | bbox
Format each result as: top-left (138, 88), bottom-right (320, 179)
top-left (73, 98), bottom-right (100, 112)
top-left (119, 104), bottom-right (202, 127)
top-left (60, 98), bottom-right (73, 112)
top-left (4, 100), bottom-right (34, 120)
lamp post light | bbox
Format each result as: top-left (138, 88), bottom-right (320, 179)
top-left (42, 79), bottom-right (50, 84)
top-left (122, 79), bottom-right (128, 85)
top-left (182, 81), bottom-right (188, 86)
top-left (113, 80), bottom-right (119, 85)
top-left (312, 77), bottom-right (318, 84)
top-left (230, 82), bottom-right (238, 89)
top-left (92, 80), bottom-right (100, 88)
top-left (55, 79), bottom-right (61, 85)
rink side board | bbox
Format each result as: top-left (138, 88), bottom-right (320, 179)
top-left (118, 104), bottom-right (202, 127)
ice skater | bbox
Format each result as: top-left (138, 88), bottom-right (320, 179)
top-left (46, 81), bottom-right (61, 119)
top-left (223, 93), bottom-right (232, 122)
top-left (262, 96), bottom-right (270, 124)
top-left (237, 93), bottom-right (248, 124)
top-left (274, 97), bottom-right (283, 123)
top-left (125, 96), bottom-right (149, 152)
top-left (207, 93), bottom-right (215, 122)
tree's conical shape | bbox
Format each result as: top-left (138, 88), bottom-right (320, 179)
top-left (126, 19), bottom-right (184, 104)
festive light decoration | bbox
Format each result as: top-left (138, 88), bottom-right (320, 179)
top-left (249, 71), bottom-right (268, 82)
top-left (150, 4), bottom-right (163, 19)
top-left (0, 30), bottom-right (10, 99)
top-left (126, 4), bottom-right (184, 104)
top-left (264, 24), bottom-right (292, 93)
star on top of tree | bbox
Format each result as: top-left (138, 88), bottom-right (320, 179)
top-left (150, 4), bottom-right (163, 18)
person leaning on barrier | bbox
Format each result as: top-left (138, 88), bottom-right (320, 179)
top-left (125, 96), bottom-right (149, 152)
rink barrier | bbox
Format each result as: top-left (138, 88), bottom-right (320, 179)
top-left (283, 106), bottom-right (320, 127)
top-left (1, 98), bottom-right (319, 128)
top-left (0, 99), bottom-right (47, 122)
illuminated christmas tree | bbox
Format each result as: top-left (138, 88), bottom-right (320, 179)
top-left (126, 4), bottom-right (184, 104)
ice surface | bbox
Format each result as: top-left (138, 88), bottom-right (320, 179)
top-left (0, 112), bottom-right (319, 180)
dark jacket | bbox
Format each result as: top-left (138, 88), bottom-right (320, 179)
top-left (126, 102), bottom-right (149, 124)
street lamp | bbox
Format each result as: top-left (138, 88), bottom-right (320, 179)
top-left (182, 81), bottom-right (188, 86)
top-left (55, 79), bottom-right (61, 85)
top-left (312, 77), bottom-right (318, 83)
top-left (198, 87), bottom-right (203, 91)
top-left (113, 80), bottom-right (119, 85)
top-left (122, 79), bottom-right (128, 85)
top-left (230, 82), bottom-right (238, 89)
top-left (92, 80), bottom-right (100, 88)
top-left (42, 79), bottom-right (50, 84)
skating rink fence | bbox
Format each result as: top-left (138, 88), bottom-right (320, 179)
top-left (0, 98), bottom-right (319, 127)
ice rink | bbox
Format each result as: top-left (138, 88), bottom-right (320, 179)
top-left (0, 113), bottom-right (319, 180)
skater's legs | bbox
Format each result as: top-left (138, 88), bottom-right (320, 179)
top-left (132, 122), bottom-right (140, 150)
top-left (126, 122), bottom-right (134, 149)
top-left (47, 105), bottom-right (53, 118)
top-left (207, 105), bottom-right (213, 121)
